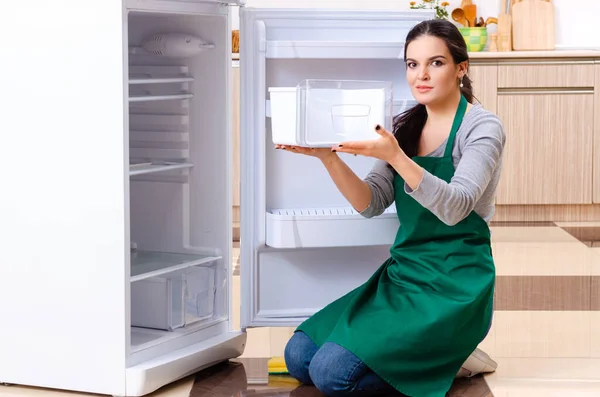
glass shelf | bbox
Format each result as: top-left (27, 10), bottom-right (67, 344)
top-left (130, 250), bottom-right (220, 282)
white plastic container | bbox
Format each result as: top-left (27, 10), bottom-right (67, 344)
top-left (269, 79), bottom-right (393, 147)
top-left (131, 264), bottom-right (216, 331)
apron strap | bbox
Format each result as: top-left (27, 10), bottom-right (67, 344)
top-left (443, 95), bottom-right (468, 158)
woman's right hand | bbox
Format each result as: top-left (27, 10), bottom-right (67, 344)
top-left (275, 144), bottom-right (337, 162)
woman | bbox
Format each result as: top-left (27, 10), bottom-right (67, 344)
top-left (276, 19), bottom-right (505, 397)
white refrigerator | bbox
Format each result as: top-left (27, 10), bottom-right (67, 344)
top-left (0, 1), bottom-right (432, 396)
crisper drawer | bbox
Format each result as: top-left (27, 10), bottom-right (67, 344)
top-left (497, 62), bottom-right (595, 88)
top-left (268, 79), bottom-right (395, 147)
top-left (131, 264), bottom-right (217, 331)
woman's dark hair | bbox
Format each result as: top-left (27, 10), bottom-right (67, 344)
top-left (394, 19), bottom-right (474, 158)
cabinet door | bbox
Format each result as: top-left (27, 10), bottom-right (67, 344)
top-left (496, 92), bottom-right (593, 205)
top-left (469, 63), bottom-right (497, 113)
top-left (594, 64), bottom-right (600, 203)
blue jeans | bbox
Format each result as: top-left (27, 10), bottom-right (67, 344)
top-left (284, 331), bottom-right (403, 397)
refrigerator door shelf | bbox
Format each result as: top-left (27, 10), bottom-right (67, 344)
top-left (266, 207), bottom-right (399, 249)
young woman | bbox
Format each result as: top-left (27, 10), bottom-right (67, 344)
top-left (276, 19), bottom-right (505, 397)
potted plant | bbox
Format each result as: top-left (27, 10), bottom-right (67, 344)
top-left (410, 0), bottom-right (450, 20)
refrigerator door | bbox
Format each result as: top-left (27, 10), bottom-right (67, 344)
top-left (239, 8), bottom-right (433, 329)
top-left (0, 1), bottom-right (130, 394)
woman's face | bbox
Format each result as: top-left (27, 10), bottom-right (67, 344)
top-left (405, 35), bottom-right (466, 106)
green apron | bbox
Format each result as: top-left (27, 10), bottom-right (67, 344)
top-left (295, 95), bottom-right (495, 397)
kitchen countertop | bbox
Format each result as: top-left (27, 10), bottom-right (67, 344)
top-left (469, 47), bottom-right (600, 59)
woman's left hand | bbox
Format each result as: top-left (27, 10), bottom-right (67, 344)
top-left (334, 124), bottom-right (407, 164)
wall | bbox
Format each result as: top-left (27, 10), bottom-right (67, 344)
top-left (231, 0), bottom-right (599, 49)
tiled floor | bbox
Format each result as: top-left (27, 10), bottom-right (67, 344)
top-left (187, 359), bottom-right (492, 397)
top-left (234, 222), bottom-right (600, 396)
top-left (4, 222), bottom-right (600, 397)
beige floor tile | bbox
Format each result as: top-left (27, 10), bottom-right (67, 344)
top-left (0, 385), bottom-right (99, 397)
top-left (492, 241), bottom-right (600, 276)
top-left (232, 274), bottom-right (272, 358)
top-left (555, 221), bottom-right (600, 228)
top-left (487, 357), bottom-right (600, 381)
top-left (485, 357), bottom-right (600, 396)
top-left (476, 320), bottom-right (496, 357)
top-left (490, 226), bottom-right (579, 243)
top-left (269, 327), bottom-right (295, 357)
top-left (232, 245), bottom-right (240, 265)
top-left (0, 375), bottom-right (195, 397)
top-left (588, 312), bottom-right (600, 357)
top-left (491, 311), bottom-right (591, 358)
top-left (239, 327), bottom-right (271, 358)
top-left (488, 379), bottom-right (600, 397)
top-left (146, 376), bottom-right (195, 397)
top-left (231, 274), bottom-right (240, 330)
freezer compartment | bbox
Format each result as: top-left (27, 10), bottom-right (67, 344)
top-left (268, 79), bottom-right (393, 147)
top-left (266, 207), bottom-right (399, 248)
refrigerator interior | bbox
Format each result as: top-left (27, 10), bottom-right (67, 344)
top-left (240, 9), bottom-right (427, 327)
top-left (263, 60), bottom-right (416, 319)
top-left (266, 58), bottom-right (415, 211)
top-left (125, 9), bottom-right (232, 362)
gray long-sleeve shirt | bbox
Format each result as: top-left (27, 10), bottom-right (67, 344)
top-left (359, 104), bottom-right (506, 226)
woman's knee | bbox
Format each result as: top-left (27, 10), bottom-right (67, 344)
top-left (284, 332), bottom-right (319, 385)
top-left (308, 342), bottom-right (366, 397)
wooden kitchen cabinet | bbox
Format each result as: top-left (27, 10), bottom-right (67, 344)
top-left (495, 92), bottom-right (594, 205)
top-left (594, 63), bottom-right (600, 204)
top-left (497, 62), bottom-right (595, 88)
top-left (478, 59), bottom-right (596, 206)
top-left (469, 63), bottom-right (498, 113)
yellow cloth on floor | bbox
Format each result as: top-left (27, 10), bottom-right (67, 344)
top-left (268, 375), bottom-right (301, 387)
top-left (267, 356), bottom-right (288, 374)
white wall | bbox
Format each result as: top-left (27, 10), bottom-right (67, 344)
top-left (232, 0), bottom-right (599, 48)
